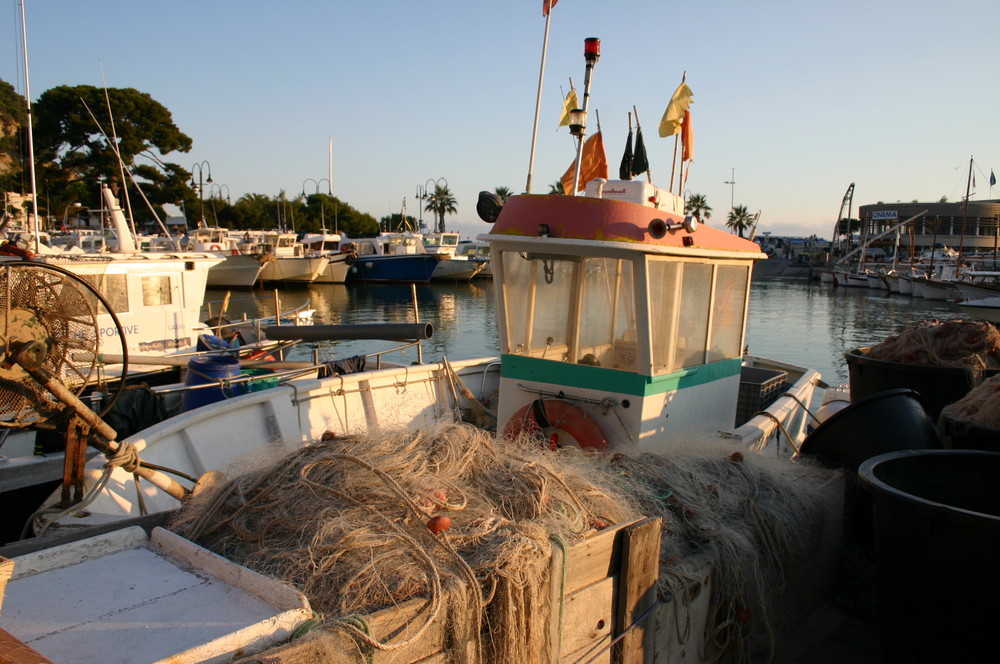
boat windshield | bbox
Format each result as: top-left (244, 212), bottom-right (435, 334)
top-left (500, 253), bottom-right (638, 371)
top-left (648, 258), bottom-right (748, 374)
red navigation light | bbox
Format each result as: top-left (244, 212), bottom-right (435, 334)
top-left (584, 38), bottom-right (601, 62)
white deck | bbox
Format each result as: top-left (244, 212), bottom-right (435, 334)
top-left (0, 526), bottom-right (311, 664)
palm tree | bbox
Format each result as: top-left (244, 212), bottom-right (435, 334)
top-left (726, 205), bottom-right (755, 238)
top-left (685, 193), bottom-right (712, 221)
top-left (494, 186), bottom-right (513, 202)
top-left (547, 181), bottom-right (565, 195)
top-left (424, 183), bottom-right (457, 233)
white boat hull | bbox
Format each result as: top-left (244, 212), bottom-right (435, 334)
top-left (957, 296), bottom-right (1000, 323)
top-left (310, 254), bottom-right (352, 284)
top-left (207, 254), bottom-right (265, 288)
top-left (258, 256), bottom-right (329, 283)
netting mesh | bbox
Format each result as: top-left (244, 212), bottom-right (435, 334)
top-left (0, 262), bottom-right (99, 426)
top-left (866, 319), bottom-right (1000, 371)
top-left (170, 423), bottom-right (832, 663)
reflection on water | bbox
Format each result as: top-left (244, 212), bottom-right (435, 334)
top-left (204, 277), bottom-right (969, 385)
top-left (746, 279), bottom-right (966, 384)
top-left (204, 281), bottom-right (499, 365)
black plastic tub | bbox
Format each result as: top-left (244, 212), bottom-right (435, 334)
top-left (859, 449), bottom-right (1000, 663)
top-left (799, 388), bottom-right (940, 471)
top-left (845, 347), bottom-right (1000, 422)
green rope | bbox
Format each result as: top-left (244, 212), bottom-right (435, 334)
top-left (549, 533), bottom-right (569, 661)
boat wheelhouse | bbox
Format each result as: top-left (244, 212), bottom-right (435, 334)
top-left (480, 179), bottom-right (814, 449)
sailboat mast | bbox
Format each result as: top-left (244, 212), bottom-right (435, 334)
top-left (18, 1), bottom-right (41, 252)
top-left (328, 137), bottom-right (333, 195)
top-left (957, 155), bottom-right (973, 264)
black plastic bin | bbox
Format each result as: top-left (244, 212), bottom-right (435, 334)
top-left (845, 346), bottom-right (1000, 422)
top-left (859, 449), bottom-right (1000, 663)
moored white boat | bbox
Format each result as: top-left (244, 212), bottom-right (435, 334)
top-left (246, 231), bottom-right (329, 284)
top-left (956, 296), bottom-right (1000, 323)
top-left (299, 232), bottom-right (353, 284)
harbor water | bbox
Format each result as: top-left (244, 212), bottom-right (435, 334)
top-left (205, 276), bottom-right (970, 388)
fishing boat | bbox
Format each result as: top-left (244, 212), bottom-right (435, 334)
top-left (343, 232), bottom-right (440, 283)
top-left (186, 226), bottom-right (266, 288)
top-left (457, 240), bottom-right (493, 278)
top-left (1, 34), bottom-right (853, 664)
top-left (245, 231), bottom-right (328, 284)
top-left (299, 231), bottom-right (353, 284)
top-left (423, 231), bottom-right (485, 281)
top-left (4, 185), bottom-right (224, 368)
top-left (956, 295), bottom-right (1000, 323)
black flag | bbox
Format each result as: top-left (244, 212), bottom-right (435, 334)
top-left (619, 130), bottom-right (634, 180)
top-left (631, 127), bottom-right (649, 177)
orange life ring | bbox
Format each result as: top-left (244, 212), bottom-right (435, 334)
top-left (0, 242), bottom-right (35, 260)
top-left (231, 249), bottom-right (240, 256)
top-left (245, 348), bottom-right (276, 361)
top-left (503, 399), bottom-right (608, 451)
top-left (209, 244), bottom-right (223, 251)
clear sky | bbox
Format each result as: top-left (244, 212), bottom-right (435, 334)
top-left (4, 0), bottom-right (999, 241)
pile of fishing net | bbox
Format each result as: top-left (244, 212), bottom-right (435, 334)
top-left (865, 319), bottom-right (1000, 370)
top-left (169, 423), bottom-right (833, 664)
top-left (940, 373), bottom-right (1000, 429)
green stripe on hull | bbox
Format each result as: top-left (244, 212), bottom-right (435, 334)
top-left (501, 355), bottom-right (742, 397)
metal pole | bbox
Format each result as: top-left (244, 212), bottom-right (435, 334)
top-left (19, 1), bottom-right (41, 253)
top-left (572, 45), bottom-right (599, 195)
top-left (525, 10), bottom-right (553, 194)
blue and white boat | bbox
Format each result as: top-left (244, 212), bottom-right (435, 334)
top-left (343, 232), bottom-right (440, 283)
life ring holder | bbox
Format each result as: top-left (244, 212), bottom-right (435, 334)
top-left (209, 244), bottom-right (223, 251)
top-left (503, 398), bottom-right (608, 452)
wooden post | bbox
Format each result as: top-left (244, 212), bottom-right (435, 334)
top-left (613, 517), bottom-right (662, 664)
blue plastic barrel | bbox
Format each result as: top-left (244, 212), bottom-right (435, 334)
top-left (181, 355), bottom-right (243, 412)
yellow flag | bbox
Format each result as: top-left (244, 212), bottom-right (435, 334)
top-left (658, 81), bottom-right (693, 137)
top-left (558, 89), bottom-right (579, 128)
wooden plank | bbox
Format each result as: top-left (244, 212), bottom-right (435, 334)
top-left (561, 576), bottom-right (616, 664)
top-left (234, 594), bottom-right (448, 664)
top-left (564, 518), bottom-right (640, 594)
top-left (613, 517), bottom-right (663, 664)
top-left (0, 627), bottom-right (55, 664)
top-left (652, 565), bottom-right (713, 664)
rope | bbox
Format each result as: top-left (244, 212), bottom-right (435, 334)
top-left (749, 411), bottom-right (799, 455)
top-left (549, 533), bottom-right (569, 658)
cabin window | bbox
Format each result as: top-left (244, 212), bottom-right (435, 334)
top-left (502, 253), bottom-right (575, 359)
top-left (649, 259), bottom-right (714, 373)
top-left (673, 263), bottom-right (712, 370)
top-left (709, 265), bottom-right (748, 362)
top-left (141, 276), bottom-right (173, 306)
top-left (76, 273), bottom-right (129, 313)
top-left (578, 258), bottom-right (637, 370)
top-left (500, 253), bottom-right (636, 370)
top-left (648, 260), bottom-right (680, 373)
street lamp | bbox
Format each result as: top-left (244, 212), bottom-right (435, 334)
top-left (61, 202), bottom-right (83, 231)
top-left (209, 183), bottom-right (230, 203)
top-left (302, 178), bottom-right (331, 195)
top-left (303, 178), bottom-right (333, 234)
top-left (190, 161), bottom-right (213, 224)
top-left (724, 167), bottom-right (736, 213)
top-left (423, 177), bottom-right (448, 233)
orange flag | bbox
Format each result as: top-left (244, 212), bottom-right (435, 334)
top-left (543, 0), bottom-right (559, 16)
top-left (681, 110), bottom-right (694, 161)
top-left (561, 132), bottom-right (608, 193)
